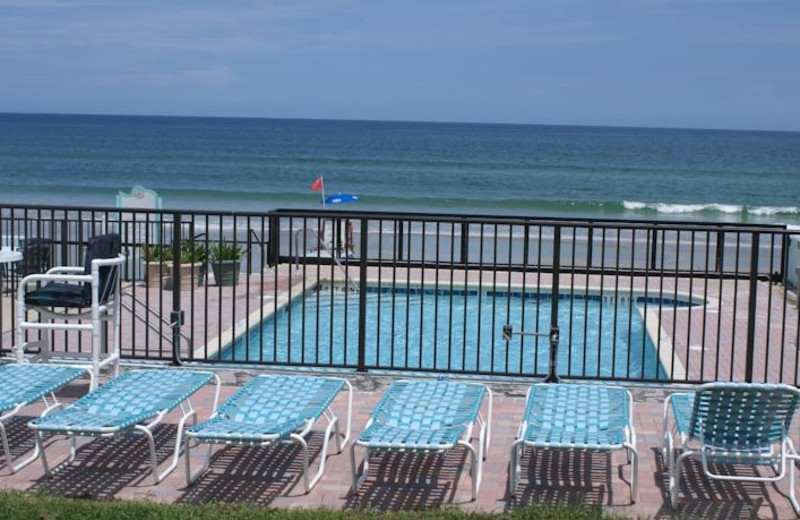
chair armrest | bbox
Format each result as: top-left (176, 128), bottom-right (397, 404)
top-left (90, 255), bottom-right (126, 268)
top-left (46, 266), bottom-right (86, 274)
top-left (19, 273), bottom-right (93, 288)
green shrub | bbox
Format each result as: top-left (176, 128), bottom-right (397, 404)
top-left (210, 241), bottom-right (243, 262)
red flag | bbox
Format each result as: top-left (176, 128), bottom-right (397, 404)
top-left (310, 176), bottom-right (324, 192)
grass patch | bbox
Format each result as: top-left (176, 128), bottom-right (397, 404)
top-left (0, 490), bottom-right (627, 520)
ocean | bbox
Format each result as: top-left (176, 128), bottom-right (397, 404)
top-left (0, 113), bottom-right (798, 226)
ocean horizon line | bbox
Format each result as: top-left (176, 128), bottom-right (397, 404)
top-left (2, 111), bottom-right (798, 135)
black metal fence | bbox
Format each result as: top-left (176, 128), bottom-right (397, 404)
top-left (2, 203), bottom-right (798, 385)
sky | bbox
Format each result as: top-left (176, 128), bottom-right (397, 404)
top-left (0, 0), bottom-right (798, 131)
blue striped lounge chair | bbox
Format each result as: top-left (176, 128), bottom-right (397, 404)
top-left (350, 379), bottom-right (492, 501)
top-left (184, 375), bottom-right (352, 493)
top-left (664, 382), bottom-right (800, 513)
top-left (509, 383), bottom-right (638, 503)
top-left (29, 369), bottom-right (220, 484)
top-left (1, 363), bottom-right (93, 474)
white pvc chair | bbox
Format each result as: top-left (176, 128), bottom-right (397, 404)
top-left (16, 234), bottom-right (125, 380)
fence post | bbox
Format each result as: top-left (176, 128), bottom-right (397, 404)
top-left (587, 226), bottom-right (594, 268)
top-left (460, 221), bottom-right (468, 265)
top-left (544, 225), bottom-right (561, 383)
top-left (780, 233), bottom-right (788, 283)
top-left (650, 228), bottom-right (658, 270)
top-left (60, 219), bottom-right (69, 266)
top-left (247, 230), bottom-right (253, 274)
top-left (267, 214), bottom-right (279, 267)
top-left (523, 224), bottom-right (530, 267)
top-left (744, 231), bottom-right (760, 383)
top-left (357, 218), bottom-right (369, 372)
top-left (715, 230), bottom-right (725, 273)
top-left (397, 221), bottom-right (404, 261)
top-left (171, 212), bottom-right (184, 366)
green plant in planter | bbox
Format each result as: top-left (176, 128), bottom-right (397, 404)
top-left (142, 245), bottom-right (172, 288)
top-left (143, 245), bottom-right (172, 263)
top-left (181, 239), bottom-right (208, 264)
top-left (210, 242), bottom-right (243, 286)
top-left (181, 239), bottom-right (208, 285)
top-left (209, 242), bottom-right (243, 262)
top-left (143, 241), bottom-right (208, 288)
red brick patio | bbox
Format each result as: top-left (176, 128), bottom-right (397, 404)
top-left (1, 368), bottom-right (798, 519)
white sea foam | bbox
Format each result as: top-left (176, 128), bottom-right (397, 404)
top-left (654, 203), bottom-right (713, 214)
top-left (621, 201), bottom-right (647, 210)
top-left (748, 206), bottom-right (800, 216)
top-left (623, 200), bottom-right (799, 217)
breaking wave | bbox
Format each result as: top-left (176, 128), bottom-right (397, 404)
top-left (622, 201), bottom-right (800, 217)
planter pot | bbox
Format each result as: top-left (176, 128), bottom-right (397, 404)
top-left (212, 260), bottom-right (240, 287)
top-left (160, 262), bottom-right (203, 291)
top-left (173, 262), bottom-right (203, 290)
top-left (145, 262), bottom-right (168, 289)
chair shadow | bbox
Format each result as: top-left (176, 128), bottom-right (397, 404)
top-left (178, 432), bottom-right (327, 505)
top-left (29, 424), bottom-right (182, 499)
top-left (651, 447), bottom-right (783, 519)
top-left (344, 450), bottom-right (469, 511)
top-left (54, 380), bottom-right (94, 401)
top-left (0, 416), bottom-right (38, 472)
top-left (0, 381), bottom-right (91, 473)
top-left (505, 449), bottom-right (621, 511)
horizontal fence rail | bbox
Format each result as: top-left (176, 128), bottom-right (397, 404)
top-left (1, 203), bottom-right (799, 385)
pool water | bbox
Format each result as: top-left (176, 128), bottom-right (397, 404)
top-left (225, 285), bottom-right (677, 379)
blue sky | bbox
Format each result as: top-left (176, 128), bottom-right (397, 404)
top-left (0, 0), bottom-right (798, 130)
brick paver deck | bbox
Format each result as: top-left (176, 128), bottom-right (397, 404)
top-left (1, 368), bottom-right (798, 519)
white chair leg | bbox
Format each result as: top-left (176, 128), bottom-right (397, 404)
top-left (789, 455), bottom-right (800, 515)
top-left (670, 450), bottom-right (691, 509)
top-left (184, 435), bottom-right (192, 484)
top-left (139, 426), bottom-right (161, 485)
top-left (112, 300), bottom-right (121, 378)
top-left (36, 432), bottom-right (51, 477)
top-left (136, 401), bottom-right (196, 485)
top-left (289, 417), bottom-right (340, 493)
top-left (350, 444), bottom-right (369, 493)
top-left (1, 400), bottom-right (63, 475)
top-left (340, 380), bottom-right (353, 450)
top-left (349, 443), bottom-right (360, 492)
top-left (291, 433), bottom-right (311, 493)
top-left (36, 431), bottom-right (81, 478)
top-left (626, 444), bottom-right (639, 503)
top-left (333, 413), bottom-right (343, 453)
top-left (0, 419), bottom-right (42, 474)
top-left (459, 440), bottom-right (480, 501)
top-left (509, 439), bottom-right (524, 497)
top-left (0, 420), bottom-right (13, 472)
top-left (185, 441), bottom-right (214, 486)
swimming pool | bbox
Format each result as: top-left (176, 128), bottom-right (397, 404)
top-left (223, 284), bottom-right (689, 379)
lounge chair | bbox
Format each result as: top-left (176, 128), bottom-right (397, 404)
top-left (29, 369), bottom-right (220, 484)
top-left (664, 382), bottom-right (800, 513)
top-left (185, 375), bottom-right (352, 492)
top-left (350, 379), bottom-right (492, 501)
top-left (509, 383), bottom-right (638, 502)
top-left (0, 363), bottom-right (93, 474)
top-left (17, 233), bottom-right (125, 379)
